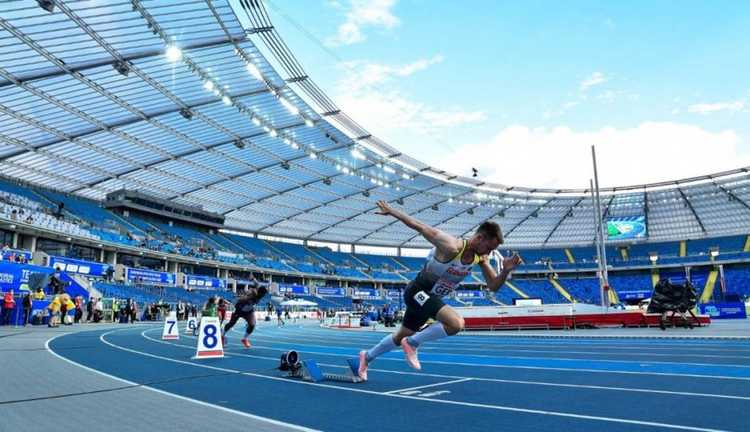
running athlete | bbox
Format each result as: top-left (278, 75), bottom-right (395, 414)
top-left (357, 200), bottom-right (521, 380)
top-left (222, 280), bottom-right (268, 348)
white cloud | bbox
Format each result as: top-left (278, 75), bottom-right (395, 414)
top-left (580, 72), bottom-right (607, 91)
top-left (338, 55), bottom-right (444, 93)
top-left (433, 122), bottom-right (748, 189)
top-left (328, 0), bottom-right (400, 46)
top-left (333, 56), bottom-right (485, 136)
top-left (688, 101), bottom-right (745, 114)
top-left (335, 89), bottom-right (486, 136)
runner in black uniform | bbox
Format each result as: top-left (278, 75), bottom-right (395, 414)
top-left (222, 279), bottom-right (268, 348)
top-left (357, 200), bottom-right (521, 380)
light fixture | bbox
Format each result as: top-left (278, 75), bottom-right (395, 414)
top-left (269, 129), bottom-right (278, 138)
top-left (290, 142), bottom-right (299, 149)
top-left (305, 118), bottom-right (314, 127)
top-left (350, 149), bottom-right (366, 160)
top-left (709, 249), bottom-right (719, 258)
top-left (383, 165), bottom-right (396, 174)
top-left (179, 108), bottom-right (193, 120)
top-left (402, 173), bottom-right (410, 180)
top-left (37, 0), bottom-right (54, 13)
top-left (649, 254), bottom-right (658, 263)
top-left (246, 63), bottom-right (263, 80)
top-left (112, 60), bottom-right (130, 77)
top-left (165, 45), bottom-right (182, 62)
top-left (252, 117), bottom-right (261, 126)
top-left (222, 95), bottom-right (231, 105)
top-left (342, 167), bottom-right (350, 174)
top-left (309, 152), bottom-right (317, 159)
top-left (280, 98), bottom-right (299, 115)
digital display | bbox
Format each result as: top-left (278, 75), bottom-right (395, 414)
top-left (606, 216), bottom-right (647, 240)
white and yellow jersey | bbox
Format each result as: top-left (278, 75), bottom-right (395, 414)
top-left (413, 240), bottom-right (490, 297)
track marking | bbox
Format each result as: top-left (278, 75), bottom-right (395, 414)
top-left (151, 328), bottom-right (750, 401)
top-left (44, 331), bottom-right (320, 432)
top-left (384, 378), bottom-right (472, 395)
top-left (86, 328), bottom-right (736, 432)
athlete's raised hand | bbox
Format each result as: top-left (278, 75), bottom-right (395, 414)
top-left (503, 253), bottom-right (522, 272)
top-left (375, 200), bottom-right (395, 216)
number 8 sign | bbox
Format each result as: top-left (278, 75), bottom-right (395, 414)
top-left (194, 316), bottom-right (224, 359)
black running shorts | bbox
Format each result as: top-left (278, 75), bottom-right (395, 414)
top-left (402, 281), bottom-right (446, 331)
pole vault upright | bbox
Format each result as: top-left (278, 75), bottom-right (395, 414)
top-left (591, 145), bottom-right (610, 308)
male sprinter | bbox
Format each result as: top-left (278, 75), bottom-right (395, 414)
top-left (357, 200), bottom-right (521, 380)
top-left (222, 278), bottom-right (268, 348)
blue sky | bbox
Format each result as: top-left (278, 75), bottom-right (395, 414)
top-left (236, 0), bottom-right (750, 188)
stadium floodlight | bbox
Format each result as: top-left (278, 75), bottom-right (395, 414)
top-left (350, 149), bottom-right (366, 160)
top-left (709, 249), bottom-right (719, 258)
top-left (204, 80), bottom-right (215, 91)
top-left (246, 63), bottom-right (263, 80)
top-left (280, 98), bottom-right (300, 115)
top-left (222, 95), bottom-right (231, 105)
top-left (252, 116), bottom-right (261, 126)
top-left (269, 129), bottom-right (278, 138)
top-left (649, 253), bottom-right (658, 263)
top-left (305, 118), bottom-right (314, 127)
top-left (290, 142), bottom-right (300, 149)
top-left (165, 45), bottom-right (182, 62)
top-left (309, 152), bottom-right (317, 159)
top-left (383, 165), bottom-right (396, 174)
top-left (37, 0), bottom-right (54, 12)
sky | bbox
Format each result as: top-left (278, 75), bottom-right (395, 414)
top-left (235, 0), bottom-right (750, 189)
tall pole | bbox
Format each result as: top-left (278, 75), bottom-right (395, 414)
top-left (591, 146), bottom-right (610, 307)
top-left (590, 180), bottom-right (605, 307)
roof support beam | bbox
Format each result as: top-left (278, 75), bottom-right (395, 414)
top-left (0, 35), bottom-right (246, 90)
top-left (678, 188), bottom-right (707, 234)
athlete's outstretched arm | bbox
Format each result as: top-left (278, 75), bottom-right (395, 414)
top-left (375, 200), bottom-right (461, 256)
top-left (479, 253), bottom-right (522, 291)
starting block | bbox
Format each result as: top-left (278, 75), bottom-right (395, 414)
top-left (292, 358), bottom-right (364, 384)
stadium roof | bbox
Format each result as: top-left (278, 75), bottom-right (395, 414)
top-left (1, 0), bottom-right (750, 248)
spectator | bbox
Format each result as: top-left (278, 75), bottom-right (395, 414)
top-left (130, 300), bottom-right (138, 323)
top-left (85, 297), bottom-right (93, 322)
top-left (93, 298), bottom-right (103, 323)
top-left (2, 290), bottom-right (15, 325)
top-left (74, 296), bottom-right (83, 324)
top-left (22, 292), bottom-right (32, 326)
top-left (47, 296), bottom-right (61, 327)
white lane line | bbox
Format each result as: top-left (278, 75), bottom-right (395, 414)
top-left (92, 328), bottom-right (735, 432)
top-left (148, 329), bottom-right (750, 401)
top-left (384, 378), bottom-right (473, 395)
top-left (44, 331), bottom-right (320, 432)
top-left (243, 331), bottom-right (750, 360)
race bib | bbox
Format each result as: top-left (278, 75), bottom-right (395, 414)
top-left (413, 291), bottom-right (430, 306)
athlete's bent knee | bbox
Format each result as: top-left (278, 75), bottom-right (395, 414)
top-left (444, 316), bottom-right (465, 335)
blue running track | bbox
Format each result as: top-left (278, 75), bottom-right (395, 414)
top-left (47, 323), bottom-right (750, 432)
